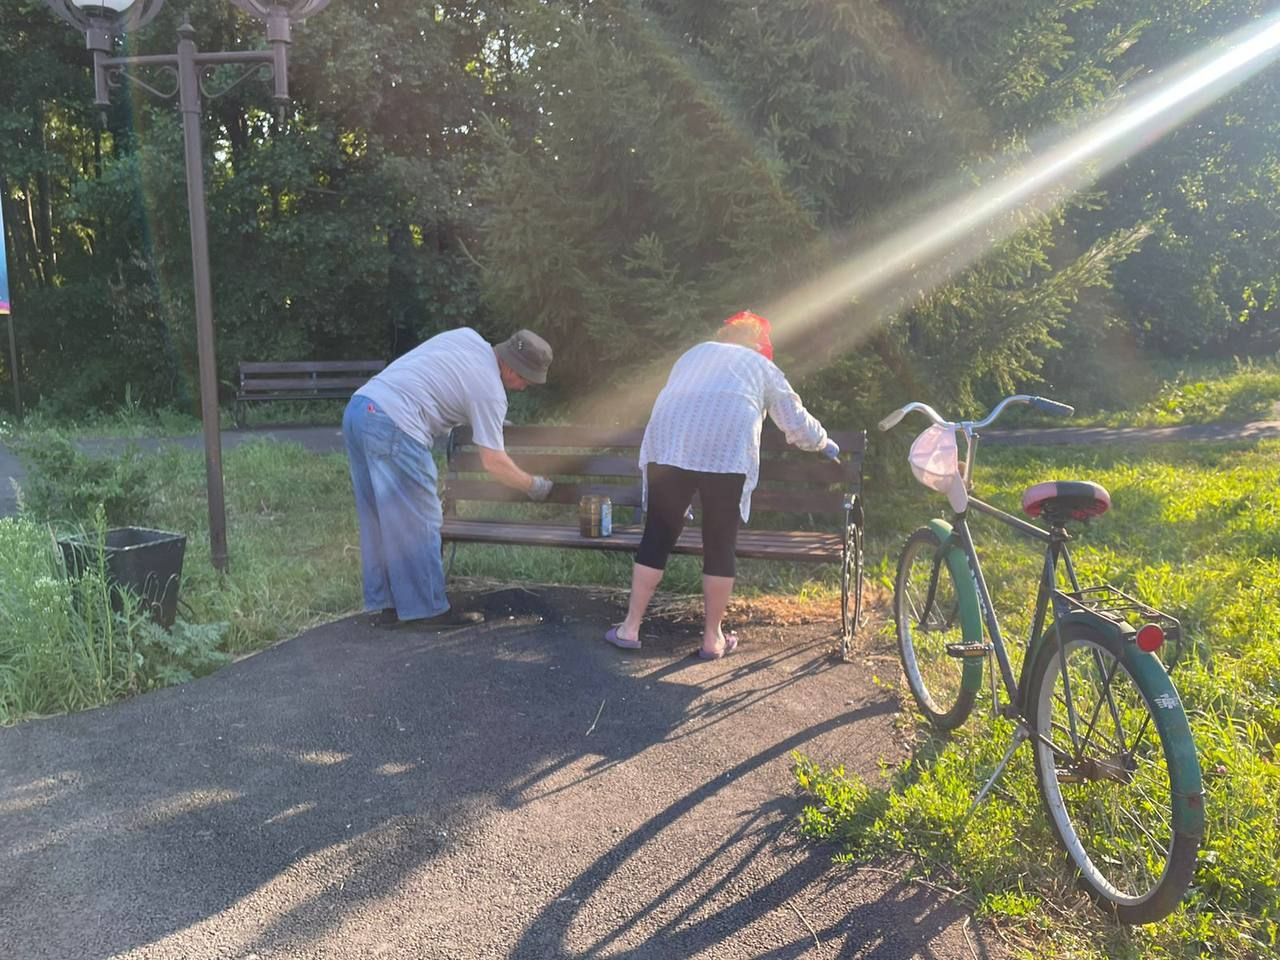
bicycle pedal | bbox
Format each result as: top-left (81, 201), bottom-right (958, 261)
top-left (946, 642), bottom-right (992, 659)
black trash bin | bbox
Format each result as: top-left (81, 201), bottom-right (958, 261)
top-left (58, 527), bottom-right (187, 629)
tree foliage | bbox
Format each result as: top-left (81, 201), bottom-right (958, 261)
top-left (1, 0), bottom-right (1278, 422)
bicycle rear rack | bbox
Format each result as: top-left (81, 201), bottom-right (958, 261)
top-left (1058, 584), bottom-right (1186, 669)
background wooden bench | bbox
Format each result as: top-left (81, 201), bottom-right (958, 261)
top-left (234, 359), bottom-right (386, 426)
top-left (442, 423), bottom-right (867, 646)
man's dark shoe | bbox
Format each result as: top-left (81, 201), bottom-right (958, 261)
top-left (369, 607), bottom-right (399, 627)
top-left (400, 608), bottom-right (485, 628)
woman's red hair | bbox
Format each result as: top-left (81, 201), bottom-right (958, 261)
top-left (722, 310), bottom-right (774, 360)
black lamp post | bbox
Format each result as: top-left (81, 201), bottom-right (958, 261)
top-left (42, 0), bottom-right (331, 573)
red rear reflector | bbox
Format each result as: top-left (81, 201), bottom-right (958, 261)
top-left (1135, 623), bottom-right (1165, 653)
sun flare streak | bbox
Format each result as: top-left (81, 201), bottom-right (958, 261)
top-left (766, 13), bottom-right (1280, 350)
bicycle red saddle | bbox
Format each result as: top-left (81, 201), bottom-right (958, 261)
top-left (1021, 480), bottom-right (1111, 521)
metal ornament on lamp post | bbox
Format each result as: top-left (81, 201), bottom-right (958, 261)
top-left (43, 0), bottom-right (332, 573)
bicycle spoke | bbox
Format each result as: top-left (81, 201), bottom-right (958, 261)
top-left (1091, 647), bottom-right (1128, 736)
top-left (1076, 653), bottom-right (1125, 753)
top-left (1124, 711), bottom-right (1155, 758)
top-left (1052, 684), bottom-right (1122, 760)
top-left (1118, 803), bottom-right (1168, 850)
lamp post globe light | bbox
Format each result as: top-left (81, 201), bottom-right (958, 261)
top-left (42, 0), bottom-right (332, 572)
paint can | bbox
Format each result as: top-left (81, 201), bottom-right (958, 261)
top-left (578, 495), bottom-right (613, 537)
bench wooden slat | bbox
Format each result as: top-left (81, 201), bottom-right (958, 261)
top-left (440, 519), bottom-right (843, 561)
top-left (809, 429), bottom-right (866, 454)
top-left (453, 426), bottom-right (864, 471)
top-left (445, 479), bottom-right (846, 515)
top-left (452, 453), bottom-right (855, 486)
top-left (451, 452), bottom-right (642, 479)
top-left (446, 479), bottom-right (646, 509)
top-left (235, 391), bottom-right (355, 402)
top-left (239, 360), bottom-right (386, 374)
top-left (761, 460), bottom-right (851, 484)
top-left (454, 425), bottom-right (648, 448)
top-left (452, 424), bottom-right (866, 458)
top-left (442, 422), bottom-right (865, 576)
top-left (751, 488), bottom-right (848, 513)
top-left (239, 376), bottom-right (374, 392)
top-left (234, 359), bottom-right (388, 426)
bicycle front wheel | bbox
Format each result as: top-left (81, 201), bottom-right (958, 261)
top-left (894, 527), bottom-right (977, 730)
top-left (1029, 623), bottom-right (1202, 923)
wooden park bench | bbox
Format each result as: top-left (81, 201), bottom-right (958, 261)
top-left (441, 423), bottom-right (868, 645)
top-left (234, 359), bottom-right (386, 426)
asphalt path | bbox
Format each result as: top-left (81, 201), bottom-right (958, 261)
top-left (0, 588), bottom-right (999, 959)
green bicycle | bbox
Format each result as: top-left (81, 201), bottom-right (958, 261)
top-left (880, 394), bottom-right (1204, 924)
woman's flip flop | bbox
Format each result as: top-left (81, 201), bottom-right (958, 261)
top-left (697, 633), bottom-right (739, 660)
top-left (604, 626), bottom-right (642, 650)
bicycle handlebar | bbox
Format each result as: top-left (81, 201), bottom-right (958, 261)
top-left (878, 394), bottom-right (1075, 433)
top-left (1028, 396), bottom-right (1074, 417)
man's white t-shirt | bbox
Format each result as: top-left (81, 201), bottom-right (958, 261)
top-left (355, 328), bottom-right (508, 451)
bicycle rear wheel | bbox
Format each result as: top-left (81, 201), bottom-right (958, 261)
top-left (894, 527), bottom-right (977, 729)
top-left (1029, 623), bottom-right (1201, 923)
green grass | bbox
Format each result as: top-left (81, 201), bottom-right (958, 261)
top-left (796, 440), bottom-right (1280, 959)
top-left (11, 356), bottom-right (1277, 448)
top-left (6, 396), bottom-right (348, 439)
top-left (0, 437), bottom-right (365, 725)
top-left (142, 440), bottom-right (366, 654)
top-left (1073, 356), bottom-right (1280, 428)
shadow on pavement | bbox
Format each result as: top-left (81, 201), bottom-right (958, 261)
top-left (0, 586), bottom-right (996, 959)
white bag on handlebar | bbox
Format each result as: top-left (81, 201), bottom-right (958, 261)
top-left (908, 424), bottom-right (969, 513)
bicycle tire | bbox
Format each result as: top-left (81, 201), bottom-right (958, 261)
top-left (894, 527), bottom-right (977, 729)
top-left (839, 519), bottom-right (863, 660)
top-left (1029, 622), bottom-right (1202, 923)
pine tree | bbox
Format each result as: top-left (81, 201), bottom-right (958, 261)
top-left (477, 0), bottom-right (1157, 421)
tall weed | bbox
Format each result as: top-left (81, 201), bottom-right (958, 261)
top-left (9, 431), bottom-right (151, 526)
top-left (0, 513), bottom-right (228, 723)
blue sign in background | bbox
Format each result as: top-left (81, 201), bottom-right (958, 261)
top-left (0, 200), bottom-right (9, 314)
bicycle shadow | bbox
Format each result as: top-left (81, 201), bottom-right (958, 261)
top-left (507, 696), bottom-right (1000, 959)
top-left (500, 636), bottom-right (839, 808)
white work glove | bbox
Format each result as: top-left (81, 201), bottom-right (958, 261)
top-left (528, 476), bottom-right (554, 501)
top-left (820, 439), bottom-right (841, 461)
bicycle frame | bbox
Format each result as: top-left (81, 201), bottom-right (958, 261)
top-left (931, 493), bottom-right (1081, 716)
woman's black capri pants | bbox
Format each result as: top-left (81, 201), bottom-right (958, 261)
top-left (635, 464), bottom-right (747, 578)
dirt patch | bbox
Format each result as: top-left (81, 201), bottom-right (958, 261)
top-left (451, 576), bottom-right (893, 656)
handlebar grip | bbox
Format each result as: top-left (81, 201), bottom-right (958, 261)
top-left (1030, 396), bottom-right (1074, 417)
top-left (878, 408), bottom-right (908, 432)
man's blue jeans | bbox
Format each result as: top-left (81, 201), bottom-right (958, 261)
top-left (343, 395), bottom-right (449, 620)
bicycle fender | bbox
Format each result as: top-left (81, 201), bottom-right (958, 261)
top-left (1040, 613), bottom-right (1205, 838)
top-left (925, 519), bottom-right (985, 694)
top-left (1122, 644), bottom-right (1206, 838)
